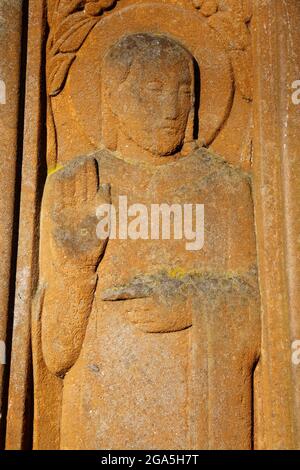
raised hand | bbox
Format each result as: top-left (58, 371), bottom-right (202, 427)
top-left (41, 156), bottom-right (111, 272)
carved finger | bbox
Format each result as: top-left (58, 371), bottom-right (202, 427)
top-left (98, 182), bottom-right (111, 204)
top-left (54, 167), bottom-right (73, 209)
top-left (48, 172), bottom-right (63, 211)
top-left (86, 157), bottom-right (99, 200)
top-left (74, 158), bottom-right (88, 203)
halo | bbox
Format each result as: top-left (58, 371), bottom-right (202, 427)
top-left (66, 3), bottom-right (234, 148)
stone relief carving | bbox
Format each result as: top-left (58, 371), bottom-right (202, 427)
top-left (46, 0), bottom-right (252, 170)
top-left (191, 0), bottom-right (254, 165)
top-left (46, 0), bottom-right (120, 170)
top-left (32, 0), bottom-right (260, 449)
top-left (47, 0), bottom-right (251, 98)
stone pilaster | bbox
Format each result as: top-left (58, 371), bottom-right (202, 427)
top-left (0, 0), bottom-right (25, 448)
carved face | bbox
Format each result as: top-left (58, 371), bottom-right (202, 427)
top-left (104, 34), bottom-right (195, 156)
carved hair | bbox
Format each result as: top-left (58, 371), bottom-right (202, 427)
top-left (101, 33), bottom-right (196, 153)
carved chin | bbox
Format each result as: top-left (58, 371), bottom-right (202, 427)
top-left (140, 135), bottom-right (184, 156)
top-left (120, 124), bottom-right (185, 156)
top-left (147, 142), bottom-right (184, 156)
top-left (133, 135), bottom-right (185, 156)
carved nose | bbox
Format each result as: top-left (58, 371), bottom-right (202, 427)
top-left (162, 94), bottom-right (179, 120)
top-left (165, 112), bottom-right (178, 121)
top-left (164, 105), bottom-right (179, 121)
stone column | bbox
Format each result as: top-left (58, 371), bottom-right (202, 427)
top-left (5, 0), bottom-right (46, 450)
top-left (0, 0), bottom-right (24, 448)
top-left (252, 0), bottom-right (300, 449)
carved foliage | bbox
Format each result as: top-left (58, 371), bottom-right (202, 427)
top-left (192, 0), bottom-right (218, 17)
top-left (47, 0), bottom-right (118, 96)
top-left (47, 0), bottom-right (252, 98)
top-left (192, 0), bottom-right (253, 100)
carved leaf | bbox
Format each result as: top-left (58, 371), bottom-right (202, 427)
top-left (54, 16), bottom-right (98, 53)
top-left (53, 11), bottom-right (86, 44)
top-left (48, 0), bottom-right (84, 29)
top-left (85, 1), bottom-right (115, 16)
top-left (48, 53), bottom-right (76, 96)
top-left (57, 0), bottom-right (86, 19)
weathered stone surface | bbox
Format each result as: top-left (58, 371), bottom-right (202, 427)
top-left (0, 0), bottom-right (24, 448)
top-left (34, 19), bottom-right (260, 449)
top-left (2, 0), bottom-right (300, 450)
top-left (5, 0), bottom-right (47, 451)
top-left (252, 0), bottom-right (300, 450)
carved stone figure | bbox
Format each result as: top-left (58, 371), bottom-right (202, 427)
top-left (34, 32), bottom-right (260, 450)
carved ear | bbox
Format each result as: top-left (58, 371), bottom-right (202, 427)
top-left (183, 101), bottom-right (195, 145)
top-left (101, 84), bottom-right (118, 151)
top-left (182, 60), bottom-right (197, 155)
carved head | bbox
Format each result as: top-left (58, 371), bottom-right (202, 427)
top-left (101, 33), bottom-right (196, 156)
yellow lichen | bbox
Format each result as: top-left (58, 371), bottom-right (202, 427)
top-left (48, 163), bottom-right (64, 177)
top-left (168, 267), bottom-right (188, 280)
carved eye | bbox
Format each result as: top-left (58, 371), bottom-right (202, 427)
top-left (180, 85), bottom-right (191, 96)
top-left (146, 82), bottom-right (163, 92)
